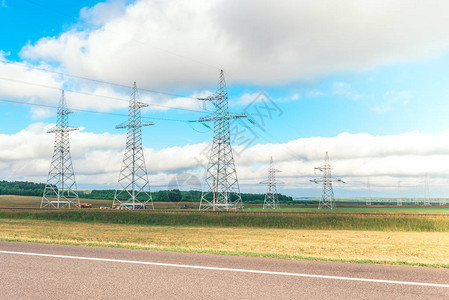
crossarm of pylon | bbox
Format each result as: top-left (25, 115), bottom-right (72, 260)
top-left (116, 122), bottom-right (155, 129)
top-left (197, 95), bottom-right (216, 101)
top-left (141, 121), bottom-right (155, 126)
top-left (310, 178), bottom-right (343, 183)
top-left (47, 127), bottom-right (79, 133)
top-left (135, 101), bottom-right (149, 109)
top-left (314, 166), bottom-right (325, 173)
top-left (197, 113), bottom-right (247, 123)
top-left (260, 179), bottom-right (284, 184)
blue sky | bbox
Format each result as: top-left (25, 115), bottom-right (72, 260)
top-left (0, 1), bottom-right (100, 59)
top-left (2, 0), bottom-right (449, 198)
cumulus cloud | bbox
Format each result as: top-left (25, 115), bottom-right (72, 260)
top-left (2, 124), bottom-right (449, 196)
top-left (233, 92), bottom-right (262, 106)
top-left (79, 0), bottom-right (127, 28)
top-left (18, 0), bottom-right (449, 88)
top-left (0, 54), bottom-right (209, 117)
top-left (0, 57), bottom-right (63, 106)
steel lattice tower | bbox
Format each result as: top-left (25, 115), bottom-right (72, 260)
top-left (366, 177), bottom-right (372, 206)
top-left (41, 91), bottom-right (79, 209)
top-left (310, 152), bottom-right (345, 209)
top-left (397, 180), bottom-right (402, 206)
top-left (423, 173), bottom-right (431, 206)
top-left (260, 157), bottom-right (284, 209)
top-left (414, 185), bottom-right (420, 205)
top-left (198, 70), bottom-right (246, 210)
top-left (113, 82), bottom-right (154, 210)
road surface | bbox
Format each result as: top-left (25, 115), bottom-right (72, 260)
top-left (0, 241), bottom-right (448, 299)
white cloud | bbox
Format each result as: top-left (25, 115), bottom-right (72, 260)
top-left (0, 57), bottom-right (63, 106)
top-left (79, 0), bottom-right (127, 28)
top-left (332, 82), bottom-right (362, 100)
top-left (234, 91), bottom-right (300, 107)
top-left (2, 124), bottom-right (449, 196)
top-left (29, 107), bottom-right (53, 120)
top-left (290, 93), bottom-right (300, 101)
top-left (1, 0), bottom-right (7, 8)
top-left (372, 90), bottom-right (412, 113)
top-left (307, 89), bottom-right (325, 97)
top-left (18, 0), bottom-right (449, 88)
top-left (234, 92), bottom-right (262, 106)
top-left (0, 54), bottom-right (209, 117)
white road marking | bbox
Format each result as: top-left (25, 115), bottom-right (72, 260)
top-left (1, 250), bottom-right (448, 288)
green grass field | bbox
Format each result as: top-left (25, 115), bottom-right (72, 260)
top-left (1, 209), bottom-right (449, 232)
top-left (246, 206), bottom-right (449, 214)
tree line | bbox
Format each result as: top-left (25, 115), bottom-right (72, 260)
top-left (0, 181), bottom-right (294, 204)
top-left (82, 190), bottom-right (294, 203)
top-left (0, 180), bottom-right (47, 196)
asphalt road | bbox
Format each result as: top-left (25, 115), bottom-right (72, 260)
top-left (0, 241), bottom-right (448, 299)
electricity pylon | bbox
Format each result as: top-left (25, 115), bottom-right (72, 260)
top-left (414, 185), bottom-right (420, 205)
top-left (366, 177), bottom-right (372, 206)
top-left (260, 157), bottom-right (284, 209)
top-left (423, 173), bottom-right (431, 206)
top-left (397, 180), bottom-right (402, 206)
top-left (41, 91), bottom-right (79, 209)
top-left (198, 70), bottom-right (246, 210)
top-left (113, 82), bottom-right (154, 210)
top-left (310, 152), bottom-right (345, 209)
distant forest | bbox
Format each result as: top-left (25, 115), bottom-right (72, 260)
top-left (0, 180), bottom-right (294, 204)
top-left (0, 181), bottom-right (46, 196)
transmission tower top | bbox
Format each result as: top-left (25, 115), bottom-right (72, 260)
top-left (260, 156), bottom-right (284, 209)
top-left (47, 90), bottom-right (78, 134)
top-left (197, 70), bottom-right (246, 122)
top-left (310, 152), bottom-right (345, 209)
top-left (116, 82), bottom-right (154, 129)
top-left (197, 70), bottom-right (246, 210)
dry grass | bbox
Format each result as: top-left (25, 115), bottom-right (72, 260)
top-left (0, 195), bottom-right (113, 208)
top-left (0, 195), bottom-right (193, 209)
top-left (1, 218), bottom-right (449, 267)
top-left (3, 195), bottom-right (449, 213)
top-left (0, 195), bottom-right (42, 208)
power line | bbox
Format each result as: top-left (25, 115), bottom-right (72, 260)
top-left (0, 98), bottom-right (193, 123)
top-left (0, 59), bottom-right (210, 101)
top-left (0, 76), bottom-right (210, 114)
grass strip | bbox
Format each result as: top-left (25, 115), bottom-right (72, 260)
top-left (3, 236), bottom-right (449, 269)
top-left (1, 210), bottom-right (449, 232)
